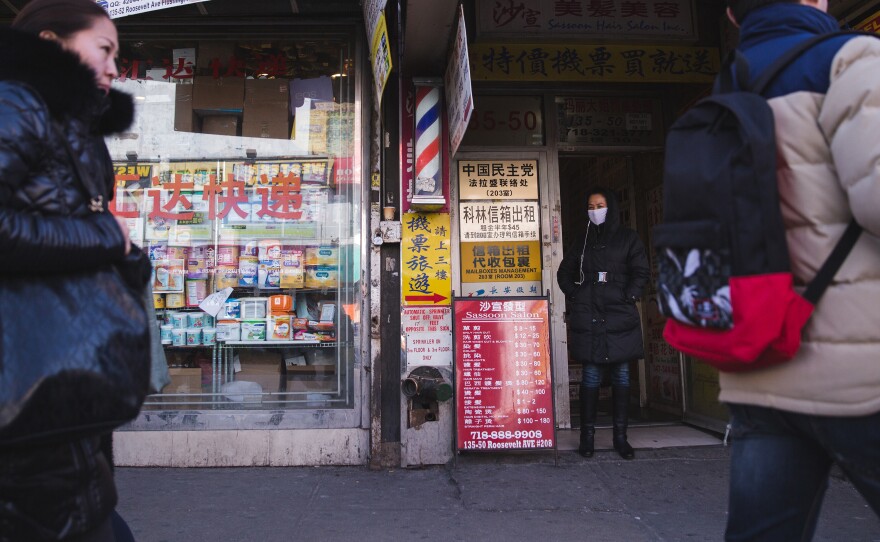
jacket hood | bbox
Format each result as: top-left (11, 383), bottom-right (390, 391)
top-left (0, 27), bottom-right (134, 134)
top-left (586, 186), bottom-right (621, 234)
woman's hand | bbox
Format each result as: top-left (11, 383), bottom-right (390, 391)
top-left (114, 215), bottom-right (131, 255)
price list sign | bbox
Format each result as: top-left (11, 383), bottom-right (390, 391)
top-left (454, 297), bottom-right (555, 451)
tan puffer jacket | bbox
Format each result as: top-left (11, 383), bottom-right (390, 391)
top-left (719, 36), bottom-right (880, 416)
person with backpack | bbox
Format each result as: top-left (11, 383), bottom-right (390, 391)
top-left (557, 187), bottom-right (649, 460)
top-left (714, 0), bottom-right (880, 539)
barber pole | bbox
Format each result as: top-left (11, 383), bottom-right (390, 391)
top-left (414, 85), bottom-right (442, 198)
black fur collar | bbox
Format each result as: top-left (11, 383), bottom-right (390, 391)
top-left (0, 26), bottom-right (133, 135)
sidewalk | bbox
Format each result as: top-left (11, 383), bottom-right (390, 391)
top-left (115, 444), bottom-right (880, 542)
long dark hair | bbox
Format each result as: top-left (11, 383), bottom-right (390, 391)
top-left (12, 0), bottom-right (109, 38)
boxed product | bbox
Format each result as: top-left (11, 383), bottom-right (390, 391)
top-left (235, 352), bottom-right (283, 393)
top-left (269, 314), bottom-right (291, 341)
top-left (240, 320), bottom-right (267, 341)
top-left (243, 79), bottom-right (290, 139)
top-left (214, 265), bottom-right (240, 290)
top-left (240, 298), bottom-right (268, 319)
top-left (238, 255), bottom-right (258, 286)
top-left (257, 261), bottom-right (281, 289)
top-left (192, 76), bottom-right (244, 112)
top-left (304, 246), bottom-right (338, 266)
top-left (292, 318), bottom-right (309, 330)
top-left (269, 295), bottom-right (293, 313)
top-left (279, 248), bottom-right (304, 288)
top-left (153, 259), bottom-right (185, 292)
top-left (201, 115), bottom-right (239, 136)
top-left (164, 367), bottom-right (202, 394)
top-left (215, 320), bottom-right (241, 342)
top-left (305, 266), bottom-right (338, 289)
top-left (174, 85), bottom-right (196, 132)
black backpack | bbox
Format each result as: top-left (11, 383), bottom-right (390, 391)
top-left (654, 32), bottom-right (863, 372)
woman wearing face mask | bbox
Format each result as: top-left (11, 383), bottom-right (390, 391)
top-left (0, 1), bottom-right (148, 540)
top-left (557, 187), bottom-right (649, 459)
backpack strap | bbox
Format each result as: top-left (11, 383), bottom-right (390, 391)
top-left (802, 219), bottom-right (862, 305)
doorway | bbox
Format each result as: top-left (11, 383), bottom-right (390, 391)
top-left (557, 154), bottom-right (682, 427)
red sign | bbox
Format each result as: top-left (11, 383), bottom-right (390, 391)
top-left (454, 297), bottom-right (555, 451)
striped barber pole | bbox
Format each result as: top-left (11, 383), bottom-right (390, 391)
top-left (414, 85), bottom-right (442, 196)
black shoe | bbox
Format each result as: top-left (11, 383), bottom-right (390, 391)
top-left (578, 427), bottom-right (595, 458)
top-left (578, 386), bottom-right (599, 458)
top-left (613, 432), bottom-right (634, 459)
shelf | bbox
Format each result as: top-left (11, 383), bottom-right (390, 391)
top-left (164, 344), bottom-right (214, 348)
top-left (220, 340), bottom-right (338, 347)
top-left (285, 365), bottom-right (336, 374)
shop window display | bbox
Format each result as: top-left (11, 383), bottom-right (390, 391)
top-left (106, 35), bottom-right (360, 410)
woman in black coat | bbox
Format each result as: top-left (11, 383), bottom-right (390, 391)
top-left (557, 187), bottom-right (649, 459)
top-left (0, 1), bottom-right (146, 540)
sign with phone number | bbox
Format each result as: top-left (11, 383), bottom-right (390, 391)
top-left (460, 96), bottom-right (544, 147)
top-left (455, 297), bottom-right (555, 451)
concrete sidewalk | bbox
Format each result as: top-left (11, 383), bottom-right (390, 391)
top-left (115, 446), bottom-right (880, 542)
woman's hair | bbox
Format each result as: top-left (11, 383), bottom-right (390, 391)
top-left (12, 0), bottom-right (109, 38)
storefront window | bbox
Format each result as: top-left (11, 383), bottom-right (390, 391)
top-left (106, 34), bottom-right (361, 410)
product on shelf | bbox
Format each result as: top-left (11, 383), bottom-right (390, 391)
top-left (241, 320), bottom-right (267, 341)
top-left (241, 298), bottom-right (268, 319)
top-left (238, 255), bottom-right (258, 286)
top-left (216, 320), bottom-right (241, 341)
top-left (185, 327), bottom-right (202, 345)
top-left (270, 295), bottom-right (293, 312)
top-left (202, 327), bottom-right (216, 345)
top-left (185, 278), bottom-right (208, 307)
top-left (305, 265), bottom-right (338, 289)
top-left (279, 247), bottom-right (304, 288)
top-left (269, 314), bottom-right (291, 340)
top-left (304, 245), bottom-right (338, 266)
top-left (166, 292), bottom-right (186, 308)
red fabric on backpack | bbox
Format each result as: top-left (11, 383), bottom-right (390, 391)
top-left (662, 273), bottom-right (815, 372)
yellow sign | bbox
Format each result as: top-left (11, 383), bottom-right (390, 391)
top-left (402, 212), bottom-right (451, 306)
top-left (370, 13), bottom-right (393, 105)
top-left (458, 160), bottom-right (539, 200)
top-left (471, 43), bottom-right (720, 83)
top-left (858, 9), bottom-right (880, 33)
top-left (460, 240), bottom-right (542, 283)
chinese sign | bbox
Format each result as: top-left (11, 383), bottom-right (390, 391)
top-left (471, 43), bottom-right (719, 83)
top-left (98, 0), bottom-right (211, 19)
top-left (455, 297), bottom-right (555, 451)
top-left (110, 160), bottom-right (335, 243)
top-left (458, 160), bottom-right (539, 200)
top-left (477, 0), bottom-right (695, 39)
top-left (556, 96), bottom-right (664, 147)
top-left (459, 201), bottom-right (541, 241)
top-left (644, 295), bottom-right (681, 408)
top-left (363, 0), bottom-right (392, 105)
top-left (461, 95), bottom-right (544, 147)
top-left (445, 5), bottom-right (475, 156)
top-left (402, 307), bottom-right (453, 367)
top-left (460, 241), bottom-right (542, 298)
top-left (402, 213), bottom-right (452, 305)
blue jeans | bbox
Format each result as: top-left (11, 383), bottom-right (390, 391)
top-left (725, 404), bottom-right (880, 542)
top-left (582, 362), bottom-right (629, 389)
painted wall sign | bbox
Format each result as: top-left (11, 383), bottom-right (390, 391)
top-left (459, 201), bottom-right (541, 241)
top-left (458, 160), bottom-right (539, 200)
top-left (445, 6), bottom-right (475, 156)
top-left (476, 0), bottom-right (695, 40)
top-left (471, 43), bottom-right (719, 83)
top-left (461, 96), bottom-right (544, 147)
top-left (460, 240), bottom-right (542, 298)
top-left (556, 96), bottom-right (664, 147)
top-left (402, 307), bottom-right (453, 367)
top-left (455, 297), bottom-right (555, 451)
top-left (856, 8), bottom-right (880, 33)
top-left (402, 213), bottom-right (452, 305)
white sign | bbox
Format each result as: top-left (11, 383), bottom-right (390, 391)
top-left (444, 6), bottom-right (474, 156)
top-left (98, 0), bottom-right (211, 19)
top-left (402, 307), bottom-right (453, 367)
top-left (459, 201), bottom-right (541, 241)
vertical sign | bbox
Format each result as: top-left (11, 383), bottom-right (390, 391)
top-left (363, 0), bottom-right (392, 106)
top-left (402, 213), bottom-right (451, 305)
top-left (455, 297), bottom-right (555, 451)
top-left (445, 5), bottom-right (474, 156)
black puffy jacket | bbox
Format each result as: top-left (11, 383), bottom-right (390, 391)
top-left (0, 28), bottom-right (139, 541)
top-left (557, 189), bottom-right (649, 365)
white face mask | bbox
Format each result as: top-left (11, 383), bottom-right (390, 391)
top-left (588, 207), bottom-right (608, 225)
